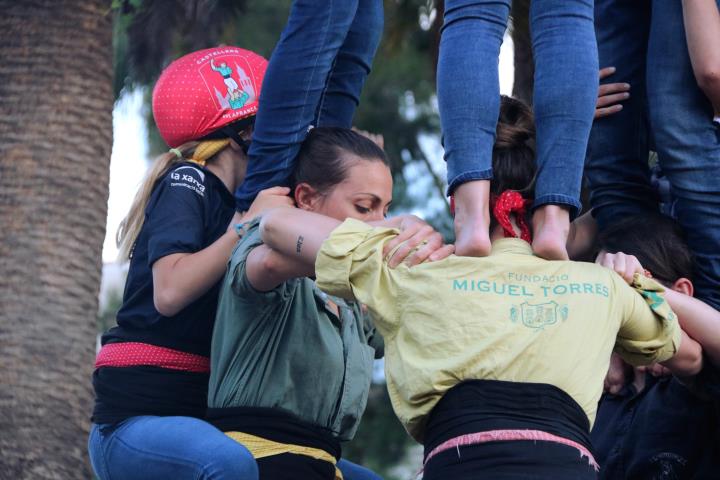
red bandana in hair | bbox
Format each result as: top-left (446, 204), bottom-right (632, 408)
top-left (492, 190), bottom-right (532, 243)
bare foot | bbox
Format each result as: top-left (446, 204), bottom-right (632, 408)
top-left (453, 180), bottom-right (492, 257)
top-left (532, 205), bottom-right (570, 260)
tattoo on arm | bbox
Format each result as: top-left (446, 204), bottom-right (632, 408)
top-left (296, 235), bottom-right (304, 254)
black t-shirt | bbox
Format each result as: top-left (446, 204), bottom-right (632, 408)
top-left (93, 162), bottom-right (235, 424)
top-left (591, 363), bottom-right (720, 479)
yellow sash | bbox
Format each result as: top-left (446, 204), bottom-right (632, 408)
top-left (226, 431), bottom-right (343, 480)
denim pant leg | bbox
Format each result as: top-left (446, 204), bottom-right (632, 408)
top-left (235, 0), bottom-right (362, 210)
top-left (647, 0), bottom-right (720, 309)
top-left (585, 0), bottom-right (656, 229)
top-left (316, 0), bottom-right (384, 128)
top-left (530, 0), bottom-right (598, 218)
top-left (88, 417), bottom-right (258, 480)
top-left (438, 0), bottom-right (510, 195)
top-left (337, 458), bottom-right (383, 480)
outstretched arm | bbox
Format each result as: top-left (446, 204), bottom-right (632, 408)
top-left (683, 0), bottom-right (720, 115)
top-left (260, 208), bottom-right (341, 267)
top-left (664, 288), bottom-right (720, 367)
top-left (246, 208), bottom-right (453, 292)
top-left (598, 251), bottom-right (714, 375)
top-left (661, 330), bottom-right (704, 377)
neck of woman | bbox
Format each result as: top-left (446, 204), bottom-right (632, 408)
top-left (206, 148), bottom-right (247, 194)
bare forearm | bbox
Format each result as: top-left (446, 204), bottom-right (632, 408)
top-left (660, 330), bottom-right (703, 377)
top-left (664, 288), bottom-right (720, 366)
top-left (683, 0), bottom-right (720, 111)
top-left (260, 207), bottom-right (341, 266)
top-left (152, 230), bottom-right (239, 316)
top-left (241, 208), bottom-right (343, 292)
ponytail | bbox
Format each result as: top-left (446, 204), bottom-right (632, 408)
top-left (488, 96), bottom-right (537, 235)
top-left (491, 95), bottom-right (537, 197)
top-left (116, 139), bottom-right (231, 260)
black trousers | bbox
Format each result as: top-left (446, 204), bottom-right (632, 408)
top-left (423, 379), bottom-right (597, 479)
top-left (256, 453), bottom-right (335, 480)
top-left (424, 439), bottom-right (598, 480)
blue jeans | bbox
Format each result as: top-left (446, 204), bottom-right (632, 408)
top-left (88, 418), bottom-right (381, 480)
top-left (88, 417), bottom-right (258, 480)
top-left (586, 0), bottom-right (720, 309)
top-left (437, 0), bottom-right (598, 217)
top-left (235, 0), bottom-right (384, 211)
top-left (337, 459), bottom-right (383, 480)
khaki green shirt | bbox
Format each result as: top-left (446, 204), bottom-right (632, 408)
top-left (315, 219), bottom-right (681, 442)
top-left (208, 220), bottom-right (383, 441)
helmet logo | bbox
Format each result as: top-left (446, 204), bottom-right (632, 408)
top-left (203, 55), bottom-right (257, 111)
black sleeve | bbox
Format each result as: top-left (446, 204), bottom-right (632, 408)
top-left (145, 165), bottom-right (209, 267)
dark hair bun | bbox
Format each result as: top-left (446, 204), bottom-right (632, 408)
top-left (491, 96), bottom-right (537, 196)
top-left (495, 96), bottom-right (535, 151)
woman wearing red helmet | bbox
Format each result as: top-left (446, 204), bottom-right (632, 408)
top-left (87, 46), bottom-right (292, 480)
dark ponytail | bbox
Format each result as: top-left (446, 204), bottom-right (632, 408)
top-left (291, 127), bottom-right (389, 194)
top-left (491, 95), bottom-right (537, 197)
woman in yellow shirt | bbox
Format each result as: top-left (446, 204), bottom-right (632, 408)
top-left (255, 97), bottom-right (705, 479)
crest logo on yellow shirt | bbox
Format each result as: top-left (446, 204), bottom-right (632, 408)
top-left (511, 301), bottom-right (568, 330)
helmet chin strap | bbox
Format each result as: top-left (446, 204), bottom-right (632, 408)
top-left (221, 126), bottom-right (251, 155)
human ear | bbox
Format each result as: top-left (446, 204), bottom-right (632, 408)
top-left (671, 277), bottom-right (694, 297)
top-left (294, 183), bottom-right (322, 211)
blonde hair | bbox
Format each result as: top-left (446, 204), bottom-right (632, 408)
top-left (116, 139), bottom-right (231, 260)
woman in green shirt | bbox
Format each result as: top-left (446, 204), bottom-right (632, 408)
top-left (207, 127), bottom-right (452, 480)
top-left (253, 97), bottom-right (708, 479)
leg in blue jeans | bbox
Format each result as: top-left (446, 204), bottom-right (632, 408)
top-left (88, 417), bottom-right (258, 480)
top-left (317, 0), bottom-right (384, 128)
top-left (235, 0), bottom-right (383, 210)
top-left (439, 0), bottom-right (597, 211)
top-left (585, 0), bottom-right (656, 229)
top-left (530, 0), bottom-right (598, 217)
top-left (438, 0), bottom-right (597, 258)
top-left (438, 0), bottom-right (512, 256)
top-left (438, 0), bottom-right (509, 194)
top-left (337, 459), bottom-right (383, 480)
top-left (647, 0), bottom-right (720, 309)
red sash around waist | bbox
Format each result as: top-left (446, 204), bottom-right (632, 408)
top-left (95, 342), bottom-right (210, 373)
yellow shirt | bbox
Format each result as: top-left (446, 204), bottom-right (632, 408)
top-left (315, 219), bottom-right (681, 442)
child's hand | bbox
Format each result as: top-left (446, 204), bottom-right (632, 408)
top-left (596, 250), bottom-right (645, 284)
top-left (595, 67), bottom-right (631, 119)
top-left (243, 186), bottom-right (294, 222)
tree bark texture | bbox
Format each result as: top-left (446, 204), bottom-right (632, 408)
top-left (0, 1), bottom-right (112, 478)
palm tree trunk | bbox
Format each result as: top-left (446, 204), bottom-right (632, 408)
top-left (0, 1), bottom-right (112, 478)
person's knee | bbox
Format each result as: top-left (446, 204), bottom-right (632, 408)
top-left (201, 441), bottom-right (258, 480)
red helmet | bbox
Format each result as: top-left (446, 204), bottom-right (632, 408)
top-left (152, 46), bottom-right (268, 148)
